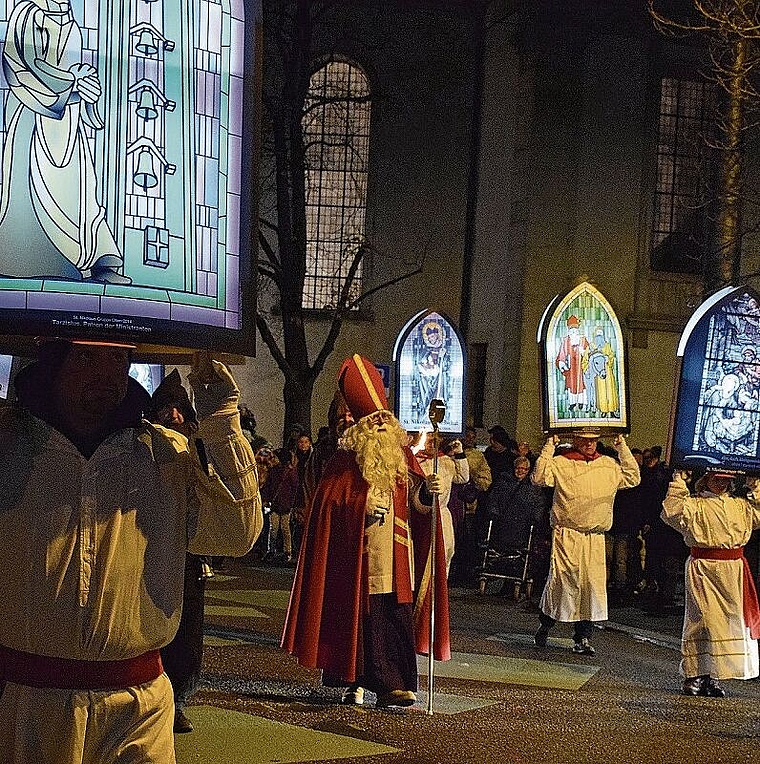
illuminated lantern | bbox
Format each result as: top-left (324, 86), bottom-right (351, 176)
top-left (537, 281), bottom-right (629, 435)
top-left (0, 0), bottom-right (261, 356)
top-left (669, 285), bottom-right (760, 475)
top-left (393, 310), bottom-right (465, 434)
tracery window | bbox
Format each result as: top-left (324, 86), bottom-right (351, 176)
top-left (302, 59), bottom-right (370, 310)
top-left (650, 76), bottom-right (715, 274)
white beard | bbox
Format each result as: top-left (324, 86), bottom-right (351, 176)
top-left (342, 415), bottom-right (408, 493)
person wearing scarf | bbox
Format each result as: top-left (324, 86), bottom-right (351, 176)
top-left (531, 429), bottom-right (640, 655)
top-left (662, 470), bottom-right (760, 697)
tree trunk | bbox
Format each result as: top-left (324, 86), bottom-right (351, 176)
top-left (283, 371), bottom-right (315, 444)
top-left (706, 34), bottom-right (745, 292)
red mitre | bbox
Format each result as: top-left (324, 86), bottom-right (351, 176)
top-left (338, 354), bottom-right (388, 420)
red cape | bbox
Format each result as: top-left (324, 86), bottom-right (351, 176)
top-left (281, 449), bottom-right (450, 681)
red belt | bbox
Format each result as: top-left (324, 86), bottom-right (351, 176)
top-left (690, 546), bottom-right (760, 639)
top-left (0, 645), bottom-right (163, 690)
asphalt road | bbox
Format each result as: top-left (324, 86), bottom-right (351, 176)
top-left (177, 560), bottom-right (760, 764)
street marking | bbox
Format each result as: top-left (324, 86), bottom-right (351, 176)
top-left (489, 632), bottom-right (575, 649)
top-left (174, 706), bottom-right (399, 763)
top-left (419, 650), bottom-right (598, 690)
top-left (414, 690), bottom-right (501, 714)
top-left (203, 635), bottom-right (249, 646)
top-left (206, 574), bottom-right (239, 583)
top-left (205, 588), bottom-right (291, 609)
top-left (204, 604), bottom-right (270, 619)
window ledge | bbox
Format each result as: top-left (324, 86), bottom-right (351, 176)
top-left (303, 308), bottom-right (375, 322)
top-left (268, 304), bottom-right (375, 322)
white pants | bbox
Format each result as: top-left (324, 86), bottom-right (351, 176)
top-left (269, 512), bottom-right (292, 555)
top-left (0, 673), bottom-right (175, 764)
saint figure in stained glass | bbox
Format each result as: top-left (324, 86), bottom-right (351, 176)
top-left (672, 287), bottom-right (760, 473)
top-left (394, 310), bottom-right (465, 435)
top-left (0, 0), bottom-right (127, 283)
top-left (538, 281), bottom-right (628, 434)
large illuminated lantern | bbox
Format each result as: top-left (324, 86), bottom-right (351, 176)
top-left (393, 310), bottom-right (465, 434)
top-left (0, 0), bottom-right (259, 355)
top-left (669, 285), bottom-right (760, 475)
top-left (538, 281), bottom-right (629, 434)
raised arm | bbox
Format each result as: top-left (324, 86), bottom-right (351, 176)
top-left (186, 358), bottom-right (263, 556)
top-left (613, 436), bottom-right (641, 489)
top-left (660, 472), bottom-right (690, 531)
top-left (531, 436), bottom-right (558, 488)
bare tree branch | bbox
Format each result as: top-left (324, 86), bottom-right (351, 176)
top-left (256, 311), bottom-right (288, 374)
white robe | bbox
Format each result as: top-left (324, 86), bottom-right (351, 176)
top-left (661, 476), bottom-right (760, 680)
top-left (414, 453), bottom-right (469, 574)
top-left (532, 439), bottom-right (640, 622)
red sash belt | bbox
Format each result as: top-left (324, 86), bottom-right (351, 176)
top-left (690, 546), bottom-right (760, 639)
top-left (0, 645), bottom-right (163, 690)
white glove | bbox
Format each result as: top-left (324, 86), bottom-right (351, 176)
top-left (425, 472), bottom-right (442, 495)
top-left (613, 434), bottom-right (624, 450)
top-left (544, 435), bottom-right (559, 450)
top-left (450, 439), bottom-right (464, 455)
top-left (188, 354), bottom-right (240, 418)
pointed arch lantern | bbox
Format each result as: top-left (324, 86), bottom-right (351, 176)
top-left (393, 310), bottom-right (466, 434)
top-left (537, 281), bottom-right (629, 435)
top-left (668, 285), bottom-right (760, 475)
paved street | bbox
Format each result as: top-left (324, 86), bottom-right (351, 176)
top-left (175, 560), bottom-right (760, 764)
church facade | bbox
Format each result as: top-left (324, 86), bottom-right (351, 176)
top-left (245, 0), bottom-right (760, 450)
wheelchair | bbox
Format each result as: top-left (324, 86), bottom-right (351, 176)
top-left (476, 519), bottom-right (534, 600)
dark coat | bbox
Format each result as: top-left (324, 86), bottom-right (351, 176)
top-left (487, 474), bottom-right (548, 551)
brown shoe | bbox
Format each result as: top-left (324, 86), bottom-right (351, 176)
top-left (174, 709), bottom-right (194, 733)
top-left (376, 689), bottom-right (416, 708)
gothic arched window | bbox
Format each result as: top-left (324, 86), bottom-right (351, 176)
top-left (302, 59), bottom-right (370, 310)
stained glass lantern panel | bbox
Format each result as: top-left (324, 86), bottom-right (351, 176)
top-left (538, 281), bottom-right (628, 434)
top-left (393, 310), bottom-right (465, 434)
top-left (670, 286), bottom-right (760, 474)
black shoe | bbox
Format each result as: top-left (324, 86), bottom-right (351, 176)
top-left (571, 638), bottom-right (595, 656)
top-left (534, 625), bottom-right (549, 647)
top-left (705, 678), bottom-right (727, 698)
top-left (682, 676), bottom-right (706, 696)
top-left (174, 709), bottom-right (194, 733)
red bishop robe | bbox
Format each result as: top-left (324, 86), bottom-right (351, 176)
top-left (555, 335), bottom-right (589, 394)
top-left (282, 449), bottom-right (450, 682)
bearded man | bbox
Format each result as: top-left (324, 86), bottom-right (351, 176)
top-left (282, 354), bottom-right (450, 708)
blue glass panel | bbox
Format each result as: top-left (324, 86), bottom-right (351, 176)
top-left (672, 287), bottom-right (760, 473)
top-left (394, 311), bottom-right (466, 434)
